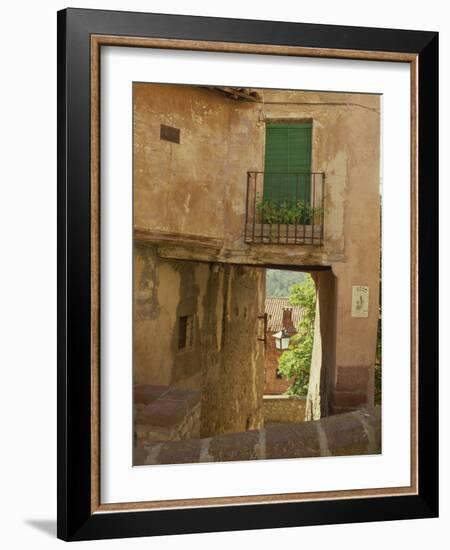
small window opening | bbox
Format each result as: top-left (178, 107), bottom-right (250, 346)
top-left (178, 315), bottom-right (194, 349)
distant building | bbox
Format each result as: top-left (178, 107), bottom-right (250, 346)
top-left (264, 298), bottom-right (304, 395)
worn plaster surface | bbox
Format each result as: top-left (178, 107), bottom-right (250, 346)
top-left (133, 83), bottom-right (381, 422)
top-left (134, 243), bottom-right (265, 437)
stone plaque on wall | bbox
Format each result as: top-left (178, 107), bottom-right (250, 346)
top-left (351, 285), bottom-right (369, 318)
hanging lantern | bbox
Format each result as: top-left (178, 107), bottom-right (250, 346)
top-left (273, 329), bottom-right (290, 351)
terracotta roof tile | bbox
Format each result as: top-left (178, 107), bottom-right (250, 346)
top-left (265, 297), bottom-right (304, 333)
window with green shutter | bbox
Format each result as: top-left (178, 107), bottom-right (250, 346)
top-left (263, 123), bottom-right (312, 203)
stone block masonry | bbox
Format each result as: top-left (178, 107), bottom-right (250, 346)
top-left (263, 395), bottom-right (306, 424)
top-left (133, 243), bottom-right (265, 438)
top-left (134, 384), bottom-right (201, 446)
top-left (134, 406), bottom-right (381, 465)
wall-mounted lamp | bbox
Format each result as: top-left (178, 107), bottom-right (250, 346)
top-left (273, 329), bottom-right (290, 351)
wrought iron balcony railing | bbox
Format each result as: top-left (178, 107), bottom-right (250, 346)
top-left (244, 171), bottom-right (325, 245)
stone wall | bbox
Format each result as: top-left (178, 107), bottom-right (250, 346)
top-left (134, 84), bottom-right (380, 269)
top-left (134, 242), bottom-right (209, 389)
top-left (200, 263), bottom-right (265, 437)
top-left (134, 407), bottom-right (381, 465)
top-left (134, 242), bottom-right (265, 440)
top-left (134, 384), bottom-right (201, 446)
top-left (263, 396), bottom-right (306, 424)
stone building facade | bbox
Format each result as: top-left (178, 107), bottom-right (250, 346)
top-left (133, 83), bottom-right (381, 443)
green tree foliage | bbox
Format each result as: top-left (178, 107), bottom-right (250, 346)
top-left (266, 269), bottom-right (306, 297)
top-left (277, 275), bottom-right (316, 396)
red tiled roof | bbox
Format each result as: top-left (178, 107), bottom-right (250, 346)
top-left (265, 297), bottom-right (304, 333)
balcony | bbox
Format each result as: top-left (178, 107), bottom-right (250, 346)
top-left (244, 172), bottom-right (325, 245)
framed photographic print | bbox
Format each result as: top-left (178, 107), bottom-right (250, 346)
top-left (57, 8), bottom-right (438, 541)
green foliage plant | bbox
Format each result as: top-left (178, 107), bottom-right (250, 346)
top-left (256, 197), bottom-right (322, 226)
top-left (277, 274), bottom-right (316, 396)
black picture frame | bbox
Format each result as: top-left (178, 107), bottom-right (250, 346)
top-left (57, 8), bottom-right (438, 541)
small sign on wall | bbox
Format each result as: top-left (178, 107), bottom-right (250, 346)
top-left (352, 285), bottom-right (369, 318)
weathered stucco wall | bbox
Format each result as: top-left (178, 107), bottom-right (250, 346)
top-left (134, 84), bottom-right (232, 242)
top-left (134, 242), bottom-right (265, 437)
top-left (306, 270), bottom-right (337, 419)
top-left (134, 84), bottom-right (379, 266)
top-left (134, 83), bottom-right (380, 414)
top-left (134, 242), bottom-right (209, 389)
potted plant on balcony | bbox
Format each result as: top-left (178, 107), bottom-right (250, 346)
top-left (255, 196), bottom-right (323, 242)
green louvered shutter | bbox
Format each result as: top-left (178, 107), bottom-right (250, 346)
top-left (264, 123), bottom-right (312, 203)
